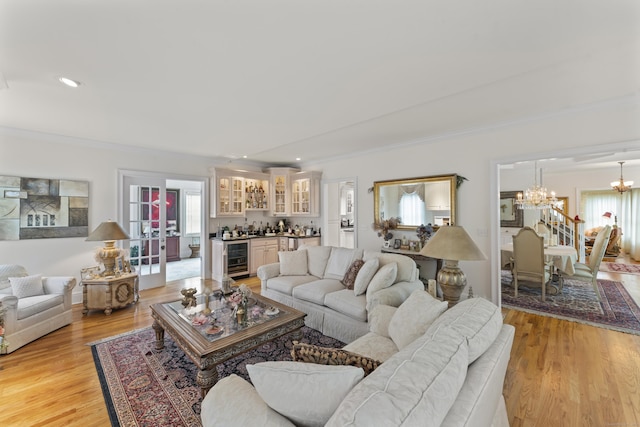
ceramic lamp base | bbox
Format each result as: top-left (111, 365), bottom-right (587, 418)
top-left (437, 259), bottom-right (467, 307)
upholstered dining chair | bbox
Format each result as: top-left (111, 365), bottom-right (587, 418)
top-left (560, 225), bottom-right (612, 301)
top-left (511, 227), bottom-right (554, 301)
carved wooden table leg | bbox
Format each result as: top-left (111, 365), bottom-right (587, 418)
top-left (104, 284), bottom-right (113, 315)
top-left (197, 366), bottom-right (219, 398)
top-left (152, 320), bottom-right (165, 350)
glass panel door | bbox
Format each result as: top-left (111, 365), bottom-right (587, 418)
top-left (123, 176), bottom-right (167, 289)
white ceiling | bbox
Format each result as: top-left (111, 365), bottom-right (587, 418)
top-left (1, 0), bottom-right (639, 167)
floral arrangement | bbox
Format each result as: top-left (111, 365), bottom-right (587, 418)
top-left (372, 217), bottom-right (401, 241)
top-left (416, 223), bottom-right (434, 246)
top-left (229, 283), bottom-right (252, 308)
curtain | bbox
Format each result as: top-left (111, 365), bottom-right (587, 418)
top-left (581, 190), bottom-right (619, 229)
top-left (582, 189), bottom-right (639, 261)
top-left (400, 193), bottom-right (426, 225)
top-left (621, 189), bottom-right (639, 261)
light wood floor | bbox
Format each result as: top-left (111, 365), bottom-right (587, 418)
top-left (1, 267), bottom-right (640, 426)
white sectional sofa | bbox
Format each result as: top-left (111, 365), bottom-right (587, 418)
top-left (257, 245), bottom-right (424, 343)
top-left (201, 294), bottom-right (515, 427)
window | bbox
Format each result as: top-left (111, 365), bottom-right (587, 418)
top-left (185, 191), bottom-right (201, 236)
top-left (581, 190), bottom-right (620, 228)
top-left (400, 192), bottom-right (426, 226)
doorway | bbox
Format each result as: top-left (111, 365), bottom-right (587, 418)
top-left (322, 178), bottom-right (357, 248)
top-left (119, 170), bottom-right (208, 290)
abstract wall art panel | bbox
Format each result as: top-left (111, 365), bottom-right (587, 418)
top-left (0, 175), bottom-right (89, 240)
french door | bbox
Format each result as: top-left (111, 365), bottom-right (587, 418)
top-left (122, 175), bottom-right (167, 289)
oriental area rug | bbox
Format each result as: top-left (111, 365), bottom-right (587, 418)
top-left (90, 326), bottom-right (344, 427)
top-left (501, 270), bottom-right (640, 335)
top-left (600, 262), bottom-right (640, 275)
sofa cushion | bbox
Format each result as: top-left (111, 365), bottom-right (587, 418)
top-left (291, 342), bottom-right (382, 376)
top-left (343, 259), bottom-right (364, 290)
top-left (202, 374), bottom-right (296, 427)
top-left (278, 250), bottom-right (308, 276)
top-left (425, 297), bottom-right (503, 363)
top-left (342, 332), bottom-right (399, 362)
top-left (10, 274), bottom-right (44, 298)
top-left (388, 290), bottom-right (448, 350)
top-left (247, 361), bottom-right (364, 427)
top-left (324, 247), bottom-right (362, 280)
top-left (305, 246), bottom-right (333, 278)
top-left (353, 258), bottom-right (379, 296)
top-left (17, 294), bottom-right (64, 320)
top-left (266, 275), bottom-right (317, 296)
top-left (365, 263), bottom-right (397, 299)
top-left (292, 279), bottom-right (345, 305)
top-left (363, 251), bottom-right (417, 283)
top-left (326, 325), bottom-right (469, 426)
top-left (324, 289), bottom-right (367, 322)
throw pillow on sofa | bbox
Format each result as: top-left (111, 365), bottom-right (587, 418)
top-left (324, 247), bottom-right (362, 280)
top-left (278, 250), bottom-right (308, 276)
top-left (353, 258), bottom-right (379, 296)
top-left (365, 262), bottom-right (397, 299)
top-left (388, 290), bottom-right (448, 350)
top-left (9, 274), bottom-right (44, 298)
top-left (424, 297), bottom-right (503, 363)
top-left (342, 259), bottom-right (365, 290)
top-left (247, 361), bottom-right (365, 427)
top-left (291, 342), bottom-right (382, 376)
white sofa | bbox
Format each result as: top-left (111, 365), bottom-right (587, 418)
top-left (257, 245), bottom-right (425, 343)
top-left (201, 293), bottom-right (515, 427)
top-left (0, 264), bottom-right (76, 353)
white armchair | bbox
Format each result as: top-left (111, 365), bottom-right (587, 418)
top-left (0, 265), bottom-right (76, 354)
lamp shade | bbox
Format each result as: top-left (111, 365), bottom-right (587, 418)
top-left (86, 220), bottom-right (130, 241)
top-left (419, 225), bottom-right (486, 261)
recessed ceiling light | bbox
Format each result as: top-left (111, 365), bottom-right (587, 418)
top-left (296, 157), bottom-right (301, 161)
top-left (242, 155), bottom-right (248, 158)
top-left (59, 77), bottom-right (81, 88)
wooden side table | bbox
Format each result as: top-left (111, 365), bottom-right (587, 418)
top-left (82, 272), bottom-right (139, 315)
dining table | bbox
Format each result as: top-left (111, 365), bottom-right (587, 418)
top-left (501, 242), bottom-right (578, 276)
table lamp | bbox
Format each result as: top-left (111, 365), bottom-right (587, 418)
top-left (86, 220), bottom-right (130, 276)
top-left (419, 225), bottom-right (486, 307)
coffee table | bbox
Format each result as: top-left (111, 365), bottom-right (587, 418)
top-left (150, 291), bottom-right (305, 397)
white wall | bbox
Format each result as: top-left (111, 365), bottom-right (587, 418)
top-left (0, 129), bottom-right (214, 301)
top-left (1, 99), bottom-right (639, 306)
top-left (312, 100), bottom-right (640, 304)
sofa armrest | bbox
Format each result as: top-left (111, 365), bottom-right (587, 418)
top-left (43, 276), bottom-right (76, 294)
top-left (43, 276), bottom-right (76, 310)
top-left (201, 374), bottom-right (295, 427)
top-left (257, 263), bottom-right (281, 292)
top-left (366, 280), bottom-right (423, 312)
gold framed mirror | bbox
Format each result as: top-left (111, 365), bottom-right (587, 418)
top-left (373, 174), bottom-right (457, 230)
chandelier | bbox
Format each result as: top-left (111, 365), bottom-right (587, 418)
top-left (515, 162), bottom-right (558, 210)
top-left (611, 161), bottom-right (633, 193)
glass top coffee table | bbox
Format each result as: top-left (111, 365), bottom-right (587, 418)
top-left (150, 290), bottom-right (305, 397)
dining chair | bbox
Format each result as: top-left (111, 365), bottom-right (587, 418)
top-left (560, 224), bottom-right (612, 301)
top-left (511, 227), bottom-right (554, 301)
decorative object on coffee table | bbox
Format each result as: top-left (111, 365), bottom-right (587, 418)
top-left (420, 225), bottom-right (486, 307)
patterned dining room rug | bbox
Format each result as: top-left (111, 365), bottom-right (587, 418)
top-left (600, 262), bottom-right (640, 275)
top-left (501, 270), bottom-right (640, 335)
top-left (90, 326), bottom-right (344, 427)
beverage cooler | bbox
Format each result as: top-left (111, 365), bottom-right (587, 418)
top-left (211, 239), bottom-right (249, 282)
